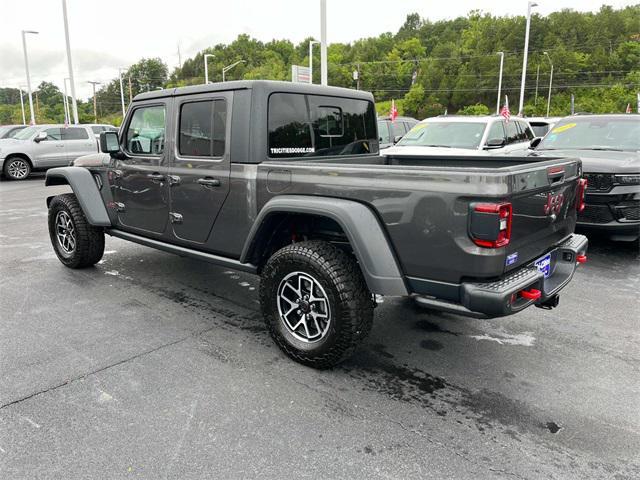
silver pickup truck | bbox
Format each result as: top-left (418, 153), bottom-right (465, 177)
top-left (0, 124), bottom-right (112, 180)
top-left (44, 80), bottom-right (588, 368)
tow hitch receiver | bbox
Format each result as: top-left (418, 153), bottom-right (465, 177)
top-left (536, 294), bottom-right (560, 310)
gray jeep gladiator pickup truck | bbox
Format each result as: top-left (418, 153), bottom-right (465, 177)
top-left (45, 80), bottom-right (588, 368)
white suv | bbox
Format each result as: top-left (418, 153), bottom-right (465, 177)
top-left (0, 124), bottom-right (99, 180)
top-left (383, 115), bottom-right (536, 157)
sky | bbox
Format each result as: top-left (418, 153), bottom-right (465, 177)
top-left (0, 0), bottom-right (636, 100)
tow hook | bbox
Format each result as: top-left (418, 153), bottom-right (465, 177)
top-left (536, 294), bottom-right (560, 310)
top-left (576, 254), bottom-right (587, 264)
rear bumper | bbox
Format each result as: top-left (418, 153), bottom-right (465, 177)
top-left (414, 234), bottom-right (588, 318)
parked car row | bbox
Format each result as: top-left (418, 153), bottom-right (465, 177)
top-left (0, 123), bottom-right (116, 180)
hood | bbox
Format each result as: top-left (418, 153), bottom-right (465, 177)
top-left (73, 152), bottom-right (111, 167)
top-left (531, 149), bottom-right (640, 174)
top-left (382, 145), bottom-right (486, 157)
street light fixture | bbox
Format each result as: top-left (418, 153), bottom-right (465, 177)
top-left (518, 1), bottom-right (537, 116)
top-left (87, 81), bottom-right (101, 123)
top-left (496, 52), bottom-right (504, 115)
top-left (543, 51), bottom-right (554, 118)
top-left (21, 30), bottom-right (38, 125)
top-left (309, 40), bottom-right (319, 84)
top-left (222, 60), bottom-right (245, 82)
top-left (18, 86), bottom-right (27, 125)
top-left (204, 54), bottom-right (215, 84)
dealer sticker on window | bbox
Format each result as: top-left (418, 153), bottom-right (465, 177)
top-left (535, 253), bottom-right (552, 278)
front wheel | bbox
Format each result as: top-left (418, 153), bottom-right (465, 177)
top-left (259, 240), bottom-right (373, 369)
top-left (3, 156), bottom-right (31, 180)
top-left (48, 193), bottom-right (105, 268)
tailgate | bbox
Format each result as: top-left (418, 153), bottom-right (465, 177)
top-left (504, 159), bottom-right (582, 273)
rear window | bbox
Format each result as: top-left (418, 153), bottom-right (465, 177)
top-left (268, 93), bottom-right (378, 158)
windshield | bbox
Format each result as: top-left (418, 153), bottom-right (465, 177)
top-left (397, 121), bottom-right (487, 150)
top-left (13, 126), bottom-right (39, 140)
top-left (537, 117), bottom-right (640, 152)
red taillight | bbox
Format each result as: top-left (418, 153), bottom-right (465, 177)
top-left (576, 178), bottom-right (587, 212)
top-left (471, 202), bottom-right (512, 248)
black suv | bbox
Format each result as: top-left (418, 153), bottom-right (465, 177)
top-left (531, 114), bottom-right (640, 241)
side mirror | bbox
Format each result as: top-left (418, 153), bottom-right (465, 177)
top-left (34, 131), bottom-right (48, 143)
top-left (393, 135), bottom-right (403, 144)
top-left (484, 137), bottom-right (505, 149)
top-left (100, 130), bottom-right (120, 154)
top-left (529, 137), bottom-right (542, 149)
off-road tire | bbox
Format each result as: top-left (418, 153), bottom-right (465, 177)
top-left (48, 193), bottom-right (105, 268)
top-left (3, 156), bottom-right (31, 180)
top-left (259, 240), bottom-right (373, 369)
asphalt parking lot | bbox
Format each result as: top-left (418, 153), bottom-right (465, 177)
top-left (1, 176), bottom-right (638, 479)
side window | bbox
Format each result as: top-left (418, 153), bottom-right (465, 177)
top-left (91, 126), bottom-right (103, 134)
top-left (520, 122), bottom-right (534, 140)
top-left (212, 99), bottom-right (226, 157)
top-left (378, 121), bottom-right (391, 143)
top-left (180, 101), bottom-right (212, 157)
top-left (126, 105), bottom-right (165, 155)
top-left (44, 128), bottom-right (62, 141)
top-left (486, 121), bottom-right (505, 143)
top-left (268, 93), bottom-right (377, 158)
top-left (505, 121), bottom-right (519, 144)
top-left (63, 127), bottom-right (89, 140)
top-left (390, 121), bottom-right (405, 138)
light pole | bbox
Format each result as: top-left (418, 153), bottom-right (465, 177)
top-left (204, 54), bottom-right (215, 84)
top-left (534, 64), bottom-right (540, 105)
top-left (222, 60), bottom-right (245, 82)
top-left (309, 40), bottom-right (319, 84)
top-left (61, 0), bottom-right (79, 124)
top-left (18, 86), bottom-right (26, 125)
top-left (543, 51), bottom-right (554, 117)
top-left (63, 78), bottom-right (71, 125)
top-left (119, 68), bottom-right (127, 118)
top-left (21, 30), bottom-right (38, 125)
top-left (496, 52), bottom-right (504, 115)
top-left (320, 0), bottom-right (328, 86)
top-left (518, 1), bottom-right (537, 116)
top-left (87, 81), bottom-right (101, 123)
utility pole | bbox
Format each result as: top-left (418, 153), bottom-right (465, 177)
top-left (18, 87), bottom-right (26, 125)
top-left (62, 0), bottom-right (79, 124)
top-left (496, 52), bottom-right (504, 115)
top-left (543, 51), bottom-right (553, 117)
top-left (518, 1), bottom-right (537, 116)
top-left (35, 91), bottom-right (39, 120)
top-left (534, 64), bottom-right (540, 106)
top-left (119, 68), bottom-right (126, 118)
top-left (309, 40), bottom-right (319, 84)
top-left (87, 81), bottom-right (100, 123)
top-left (320, 0), bottom-right (328, 86)
top-left (21, 30), bottom-right (38, 125)
top-left (570, 94), bottom-right (575, 115)
top-left (128, 74), bottom-right (133, 103)
top-left (204, 54), bottom-right (215, 84)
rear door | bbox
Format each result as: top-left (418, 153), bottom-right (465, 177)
top-left (35, 128), bottom-right (67, 167)
top-left (168, 92), bottom-right (232, 244)
top-left (63, 126), bottom-right (97, 164)
top-left (111, 101), bottom-right (170, 235)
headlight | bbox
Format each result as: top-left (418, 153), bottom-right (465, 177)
top-left (614, 174), bottom-right (640, 185)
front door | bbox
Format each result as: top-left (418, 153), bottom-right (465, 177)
top-left (36, 128), bottom-right (67, 167)
top-left (63, 126), bottom-right (97, 164)
top-left (168, 93), bottom-right (231, 244)
top-left (111, 102), bottom-right (170, 235)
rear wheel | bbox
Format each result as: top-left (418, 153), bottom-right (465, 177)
top-left (48, 193), bottom-right (105, 268)
top-left (3, 156), bottom-right (31, 180)
top-left (259, 240), bottom-right (373, 369)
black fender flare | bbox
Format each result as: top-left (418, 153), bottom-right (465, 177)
top-left (241, 195), bottom-right (408, 296)
top-left (45, 167), bottom-right (111, 227)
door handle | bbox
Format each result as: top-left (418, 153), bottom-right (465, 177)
top-left (147, 173), bottom-right (165, 181)
top-left (168, 175), bottom-right (181, 186)
top-left (197, 177), bottom-right (220, 187)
